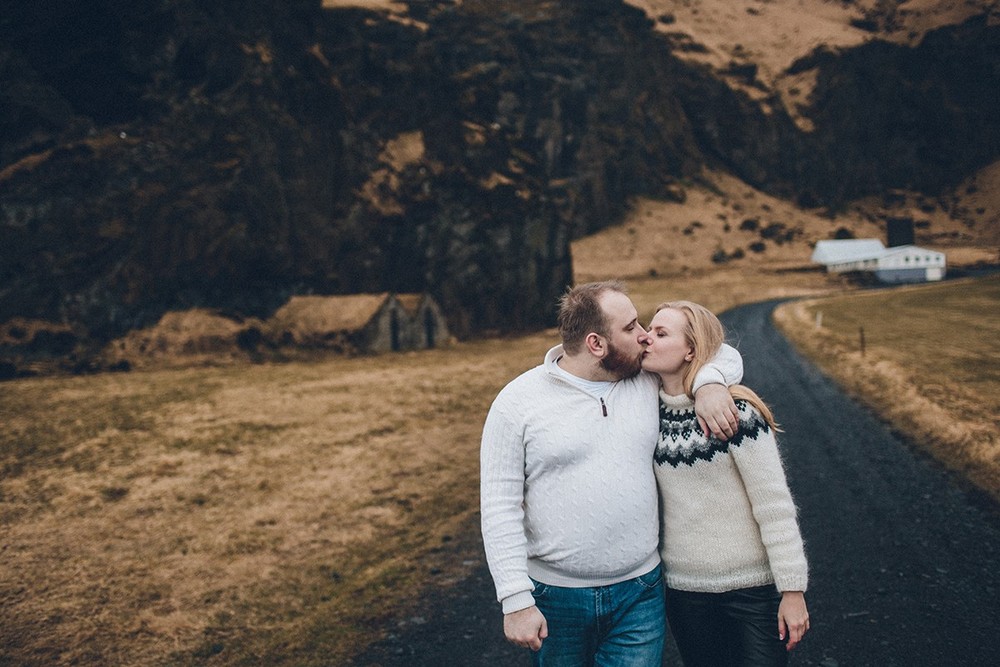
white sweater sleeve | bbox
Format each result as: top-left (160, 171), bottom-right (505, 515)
top-left (731, 411), bottom-right (809, 592)
top-left (480, 395), bottom-right (536, 613)
top-left (692, 342), bottom-right (744, 392)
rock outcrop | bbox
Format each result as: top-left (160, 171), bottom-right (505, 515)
top-left (1, 0), bottom-right (997, 374)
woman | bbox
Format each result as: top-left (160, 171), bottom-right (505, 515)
top-left (641, 300), bottom-right (810, 666)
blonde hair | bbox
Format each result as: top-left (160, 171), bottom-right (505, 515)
top-left (656, 300), bottom-right (780, 430)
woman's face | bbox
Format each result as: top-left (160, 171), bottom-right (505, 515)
top-left (641, 307), bottom-right (694, 379)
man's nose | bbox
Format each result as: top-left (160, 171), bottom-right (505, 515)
top-left (637, 327), bottom-right (651, 345)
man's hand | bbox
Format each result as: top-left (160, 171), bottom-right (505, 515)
top-left (693, 383), bottom-right (739, 440)
top-left (778, 591), bottom-right (810, 651)
top-left (503, 606), bottom-right (548, 651)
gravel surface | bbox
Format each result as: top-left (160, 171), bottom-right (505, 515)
top-left (354, 300), bottom-right (1000, 666)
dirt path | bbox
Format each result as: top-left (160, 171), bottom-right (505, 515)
top-left (354, 300), bottom-right (1000, 666)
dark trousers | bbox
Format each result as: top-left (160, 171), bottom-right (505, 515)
top-left (665, 584), bottom-right (788, 667)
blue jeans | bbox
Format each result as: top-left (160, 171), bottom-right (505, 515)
top-left (529, 565), bottom-right (666, 667)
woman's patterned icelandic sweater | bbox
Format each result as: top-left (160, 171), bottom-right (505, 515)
top-left (653, 392), bottom-right (809, 594)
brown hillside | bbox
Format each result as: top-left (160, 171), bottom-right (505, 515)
top-left (627, 0), bottom-right (998, 127)
top-left (572, 166), bottom-right (999, 319)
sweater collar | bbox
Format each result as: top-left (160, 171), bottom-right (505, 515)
top-left (658, 390), bottom-right (694, 410)
top-left (543, 344), bottom-right (564, 372)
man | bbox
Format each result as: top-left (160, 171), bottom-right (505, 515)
top-left (480, 280), bottom-right (742, 665)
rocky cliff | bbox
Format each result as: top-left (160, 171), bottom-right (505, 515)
top-left (1, 0), bottom-right (998, 372)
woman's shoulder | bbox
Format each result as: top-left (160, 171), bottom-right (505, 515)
top-left (732, 398), bottom-right (773, 437)
top-left (730, 390), bottom-right (767, 417)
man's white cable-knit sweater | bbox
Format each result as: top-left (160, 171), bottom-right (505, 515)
top-left (480, 344), bottom-right (742, 614)
top-left (654, 392), bottom-right (809, 594)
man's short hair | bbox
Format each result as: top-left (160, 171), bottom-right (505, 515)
top-left (557, 280), bottom-right (627, 354)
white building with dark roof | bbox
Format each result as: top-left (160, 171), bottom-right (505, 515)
top-left (811, 239), bottom-right (946, 283)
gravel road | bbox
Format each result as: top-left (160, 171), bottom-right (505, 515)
top-left (354, 299), bottom-right (1000, 666)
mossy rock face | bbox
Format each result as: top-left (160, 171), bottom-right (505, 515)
top-left (2, 1), bottom-right (998, 364)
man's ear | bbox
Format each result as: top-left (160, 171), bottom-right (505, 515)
top-left (584, 332), bottom-right (607, 358)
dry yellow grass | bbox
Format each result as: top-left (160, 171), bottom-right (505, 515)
top-left (3, 271), bottom-right (832, 666)
top-left (773, 274), bottom-right (1000, 501)
top-left (0, 336), bottom-right (553, 665)
top-left (3, 166), bottom-right (997, 664)
top-left (10, 266), bottom-right (996, 666)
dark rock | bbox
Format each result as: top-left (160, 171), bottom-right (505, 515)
top-left (1, 1), bottom-right (998, 368)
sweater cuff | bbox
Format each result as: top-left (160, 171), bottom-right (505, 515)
top-left (691, 366), bottom-right (726, 393)
top-left (774, 575), bottom-right (809, 593)
top-left (501, 590), bottom-right (536, 615)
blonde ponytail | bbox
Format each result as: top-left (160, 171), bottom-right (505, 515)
top-left (730, 385), bottom-right (781, 432)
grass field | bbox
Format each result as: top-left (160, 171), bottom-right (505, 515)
top-left (774, 273), bottom-right (1000, 501)
top-left (2, 159), bottom-right (996, 664)
top-left (0, 337), bottom-right (548, 665)
top-left (4, 270), bottom-right (997, 665)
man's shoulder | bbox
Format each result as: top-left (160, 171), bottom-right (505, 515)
top-left (487, 365), bottom-right (550, 418)
top-left (497, 364), bottom-right (549, 396)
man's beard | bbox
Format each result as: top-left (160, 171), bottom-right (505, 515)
top-left (600, 341), bottom-right (644, 379)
